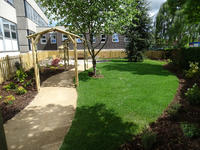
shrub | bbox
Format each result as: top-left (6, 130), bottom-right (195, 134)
top-left (184, 62), bottom-right (200, 78)
top-left (132, 52), bottom-right (144, 62)
top-left (51, 58), bottom-right (60, 67)
top-left (3, 95), bottom-right (15, 104)
top-left (170, 47), bottom-right (200, 69)
top-left (0, 96), bottom-right (2, 99)
top-left (141, 130), bottom-right (157, 150)
top-left (167, 102), bottom-right (181, 118)
top-left (3, 82), bottom-right (17, 91)
top-left (185, 83), bottom-right (200, 105)
top-left (181, 123), bottom-right (200, 138)
top-left (15, 86), bottom-right (27, 95)
top-left (23, 80), bottom-right (32, 88)
top-left (15, 69), bottom-right (27, 83)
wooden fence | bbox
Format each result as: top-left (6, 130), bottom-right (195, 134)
top-left (0, 50), bottom-right (126, 84)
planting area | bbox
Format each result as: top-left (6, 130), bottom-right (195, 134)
top-left (60, 59), bottom-right (179, 150)
top-left (0, 58), bottom-right (74, 123)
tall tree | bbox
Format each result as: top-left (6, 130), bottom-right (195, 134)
top-left (125, 0), bottom-right (152, 62)
top-left (155, 1), bottom-right (200, 48)
top-left (38, 0), bottom-right (138, 75)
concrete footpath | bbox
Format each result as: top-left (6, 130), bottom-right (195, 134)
top-left (4, 62), bottom-right (92, 150)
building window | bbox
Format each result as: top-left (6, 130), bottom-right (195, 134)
top-left (40, 35), bottom-right (47, 44)
top-left (124, 37), bottom-right (130, 42)
top-left (3, 23), bottom-right (10, 38)
top-left (76, 34), bottom-right (83, 43)
top-left (25, 1), bottom-right (48, 26)
top-left (4, 0), bottom-right (14, 6)
top-left (50, 33), bottom-right (56, 44)
top-left (101, 34), bottom-right (106, 43)
top-left (0, 18), bottom-right (18, 51)
top-left (62, 34), bottom-right (68, 41)
top-left (112, 33), bottom-right (119, 42)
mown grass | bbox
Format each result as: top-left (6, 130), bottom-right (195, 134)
top-left (60, 59), bottom-right (178, 150)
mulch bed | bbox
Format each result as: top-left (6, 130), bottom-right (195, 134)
top-left (120, 63), bottom-right (200, 150)
top-left (0, 65), bottom-right (74, 124)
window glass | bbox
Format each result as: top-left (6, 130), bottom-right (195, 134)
top-left (40, 35), bottom-right (47, 44)
top-left (62, 34), bottom-right (68, 41)
top-left (76, 34), bottom-right (83, 43)
top-left (3, 24), bottom-right (10, 38)
top-left (50, 33), bottom-right (56, 44)
top-left (101, 34), bottom-right (106, 43)
top-left (5, 0), bottom-right (14, 5)
top-left (10, 24), bottom-right (17, 39)
top-left (112, 33), bottom-right (119, 42)
top-left (0, 21), bottom-right (3, 38)
top-left (93, 36), bottom-right (96, 43)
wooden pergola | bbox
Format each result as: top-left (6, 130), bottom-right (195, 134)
top-left (27, 27), bottom-right (88, 92)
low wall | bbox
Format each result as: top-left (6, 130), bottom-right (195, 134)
top-left (0, 49), bottom-right (126, 83)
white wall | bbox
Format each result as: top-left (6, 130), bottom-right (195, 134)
top-left (26, 0), bottom-right (48, 24)
top-left (0, 51), bottom-right (20, 57)
top-left (27, 19), bottom-right (37, 32)
top-left (0, 0), bottom-right (17, 23)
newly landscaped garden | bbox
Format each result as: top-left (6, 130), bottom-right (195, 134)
top-left (60, 59), bottom-right (179, 150)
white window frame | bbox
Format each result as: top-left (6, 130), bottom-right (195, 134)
top-left (101, 34), bottom-right (106, 43)
top-left (50, 33), bottom-right (57, 44)
top-left (76, 34), bottom-right (83, 43)
top-left (62, 34), bottom-right (68, 41)
top-left (112, 33), bottom-right (119, 43)
top-left (40, 35), bottom-right (47, 44)
top-left (124, 37), bottom-right (130, 43)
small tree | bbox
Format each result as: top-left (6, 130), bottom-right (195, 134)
top-left (125, 0), bottom-right (152, 62)
top-left (39, 0), bottom-right (138, 75)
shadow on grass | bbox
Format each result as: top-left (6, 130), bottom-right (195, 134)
top-left (78, 70), bottom-right (92, 82)
top-left (60, 104), bottom-right (137, 150)
top-left (102, 61), bottom-right (171, 76)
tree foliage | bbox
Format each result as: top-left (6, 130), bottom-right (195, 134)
top-left (155, 1), bottom-right (200, 48)
top-left (125, 0), bottom-right (152, 62)
top-left (38, 0), bottom-right (138, 75)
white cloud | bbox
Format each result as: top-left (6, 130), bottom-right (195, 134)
top-left (147, 0), bottom-right (166, 17)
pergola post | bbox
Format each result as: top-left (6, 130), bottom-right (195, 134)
top-left (64, 40), bottom-right (67, 70)
top-left (31, 37), bottom-right (40, 92)
top-left (67, 41), bottom-right (70, 67)
top-left (74, 37), bottom-right (79, 87)
top-left (83, 41), bottom-right (86, 71)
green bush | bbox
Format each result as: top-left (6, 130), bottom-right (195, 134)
top-left (3, 82), bottom-right (17, 91)
top-left (185, 83), bottom-right (200, 105)
top-left (15, 86), bottom-right (27, 95)
top-left (3, 95), bottom-right (15, 104)
top-left (181, 123), bottom-right (200, 138)
top-left (184, 62), bottom-right (200, 78)
top-left (170, 47), bottom-right (200, 69)
top-left (23, 80), bottom-right (32, 88)
top-left (15, 69), bottom-right (27, 83)
top-left (0, 96), bottom-right (2, 99)
top-left (167, 102), bottom-right (181, 118)
top-left (141, 130), bottom-right (157, 150)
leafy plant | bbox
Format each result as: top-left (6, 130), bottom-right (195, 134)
top-left (141, 130), bottom-right (157, 150)
top-left (15, 86), bottom-right (27, 95)
top-left (185, 83), bottom-right (200, 105)
top-left (51, 58), bottom-right (60, 67)
top-left (23, 80), bottom-right (32, 88)
top-left (167, 102), bottom-right (181, 118)
top-left (3, 82), bottom-right (17, 91)
top-left (0, 96), bottom-right (2, 99)
top-left (181, 123), bottom-right (200, 138)
top-left (3, 95), bottom-right (15, 104)
top-left (185, 62), bottom-right (200, 78)
top-left (15, 69), bottom-right (28, 83)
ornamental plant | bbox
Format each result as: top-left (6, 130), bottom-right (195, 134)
top-left (4, 95), bottom-right (15, 104)
top-left (15, 86), bottom-right (27, 95)
top-left (185, 83), bottom-right (200, 105)
top-left (15, 69), bottom-right (28, 83)
top-left (181, 123), bottom-right (200, 138)
top-left (3, 82), bottom-right (17, 91)
top-left (51, 58), bottom-right (60, 67)
top-left (185, 62), bottom-right (200, 78)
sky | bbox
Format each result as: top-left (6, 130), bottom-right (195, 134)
top-left (50, 0), bottom-right (166, 26)
top-left (147, 0), bottom-right (167, 19)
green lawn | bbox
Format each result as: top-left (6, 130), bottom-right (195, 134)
top-left (60, 59), bottom-right (178, 150)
